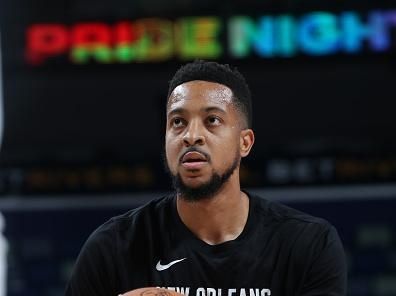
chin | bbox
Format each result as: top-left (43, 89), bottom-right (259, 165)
top-left (181, 175), bottom-right (210, 187)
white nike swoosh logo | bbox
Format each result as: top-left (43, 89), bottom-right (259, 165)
top-left (156, 258), bottom-right (187, 271)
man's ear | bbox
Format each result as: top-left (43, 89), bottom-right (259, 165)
top-left (240, 129), bottom-right (255, 158)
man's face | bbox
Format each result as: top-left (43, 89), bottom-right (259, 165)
top-left (165, 80), bottom-right (250, 200)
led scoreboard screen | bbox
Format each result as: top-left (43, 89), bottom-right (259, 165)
top-left (26, 10), bottom-right (396, 65)
top-left (1, 0), bottom-right (396, 192)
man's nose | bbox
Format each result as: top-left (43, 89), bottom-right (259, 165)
top-left (182, 120), bottom-right (205, 146)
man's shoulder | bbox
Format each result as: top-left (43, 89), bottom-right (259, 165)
top-left (89, 194), bottom-right (174, 242)
top-left (249, 193), bottom-right (333, 235)
top-left (249, 193), bottom-right (341, 258)
top-left (111, 194), bottom-right (173, 221)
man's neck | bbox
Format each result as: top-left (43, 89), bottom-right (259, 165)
top-left (176, 180), bottom-right (249, 245)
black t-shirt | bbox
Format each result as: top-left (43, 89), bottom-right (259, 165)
top-left (65, 193), bottom-right (347, 296)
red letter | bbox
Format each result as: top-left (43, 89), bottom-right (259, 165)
top-left (72, 23), bottom-right (112, 46)
top-left (26, 24), bottom-right (69, 65)
top-left (71, 23), bottom-right (112, 63)
top-left (114, 21), bottom-right (142, 44)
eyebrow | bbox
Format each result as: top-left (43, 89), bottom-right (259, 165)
top-left (167, 106), bottom-right (227, 117)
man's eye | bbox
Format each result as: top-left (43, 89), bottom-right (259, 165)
top-left (207, 116), bottom-right (221, 125)
top-left (172, 118), bottom-right (184, 127)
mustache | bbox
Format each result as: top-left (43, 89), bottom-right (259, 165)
top-left (179, 147), bottom-right (211, 163)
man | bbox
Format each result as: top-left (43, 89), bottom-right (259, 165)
top-left (65, 60), bottom-right (347, 296)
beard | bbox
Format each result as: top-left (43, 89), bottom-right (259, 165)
top-left (163, 149), bottom-right (240, 202)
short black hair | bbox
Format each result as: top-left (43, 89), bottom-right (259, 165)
top-left (167, 60), bottom-right (252, 128)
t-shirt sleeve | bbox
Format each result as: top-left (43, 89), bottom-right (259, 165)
top-left (64, 222), bottom-right (118, 296)
top-left (299, 224), bottom-right (347, 296)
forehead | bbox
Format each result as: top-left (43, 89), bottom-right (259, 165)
top-left (167, 80), bottom-right (234, 112)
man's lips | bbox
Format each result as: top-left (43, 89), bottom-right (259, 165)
top-left (181, 151), bottom-right (208, 163)
top-left (180, 151), bottom-right (208, 170)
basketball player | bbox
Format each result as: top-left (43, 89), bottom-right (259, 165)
top-left (65, 60), bottom-right (347, 296)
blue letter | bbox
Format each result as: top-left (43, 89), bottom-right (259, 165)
top-left (276, 15), bottom-right (297, 57)
top-left (340, 11), bottom-right (389, 53)
top-left (298, 12), bottom-right (340, 55)
top-left (228, 16), bottom-right (276, 58)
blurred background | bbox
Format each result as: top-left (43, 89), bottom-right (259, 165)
top-left (0, 0), bottom-right (396, 295)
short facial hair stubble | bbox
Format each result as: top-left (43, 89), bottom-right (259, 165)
top-left (163, 148), bottom-right (240, 202)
